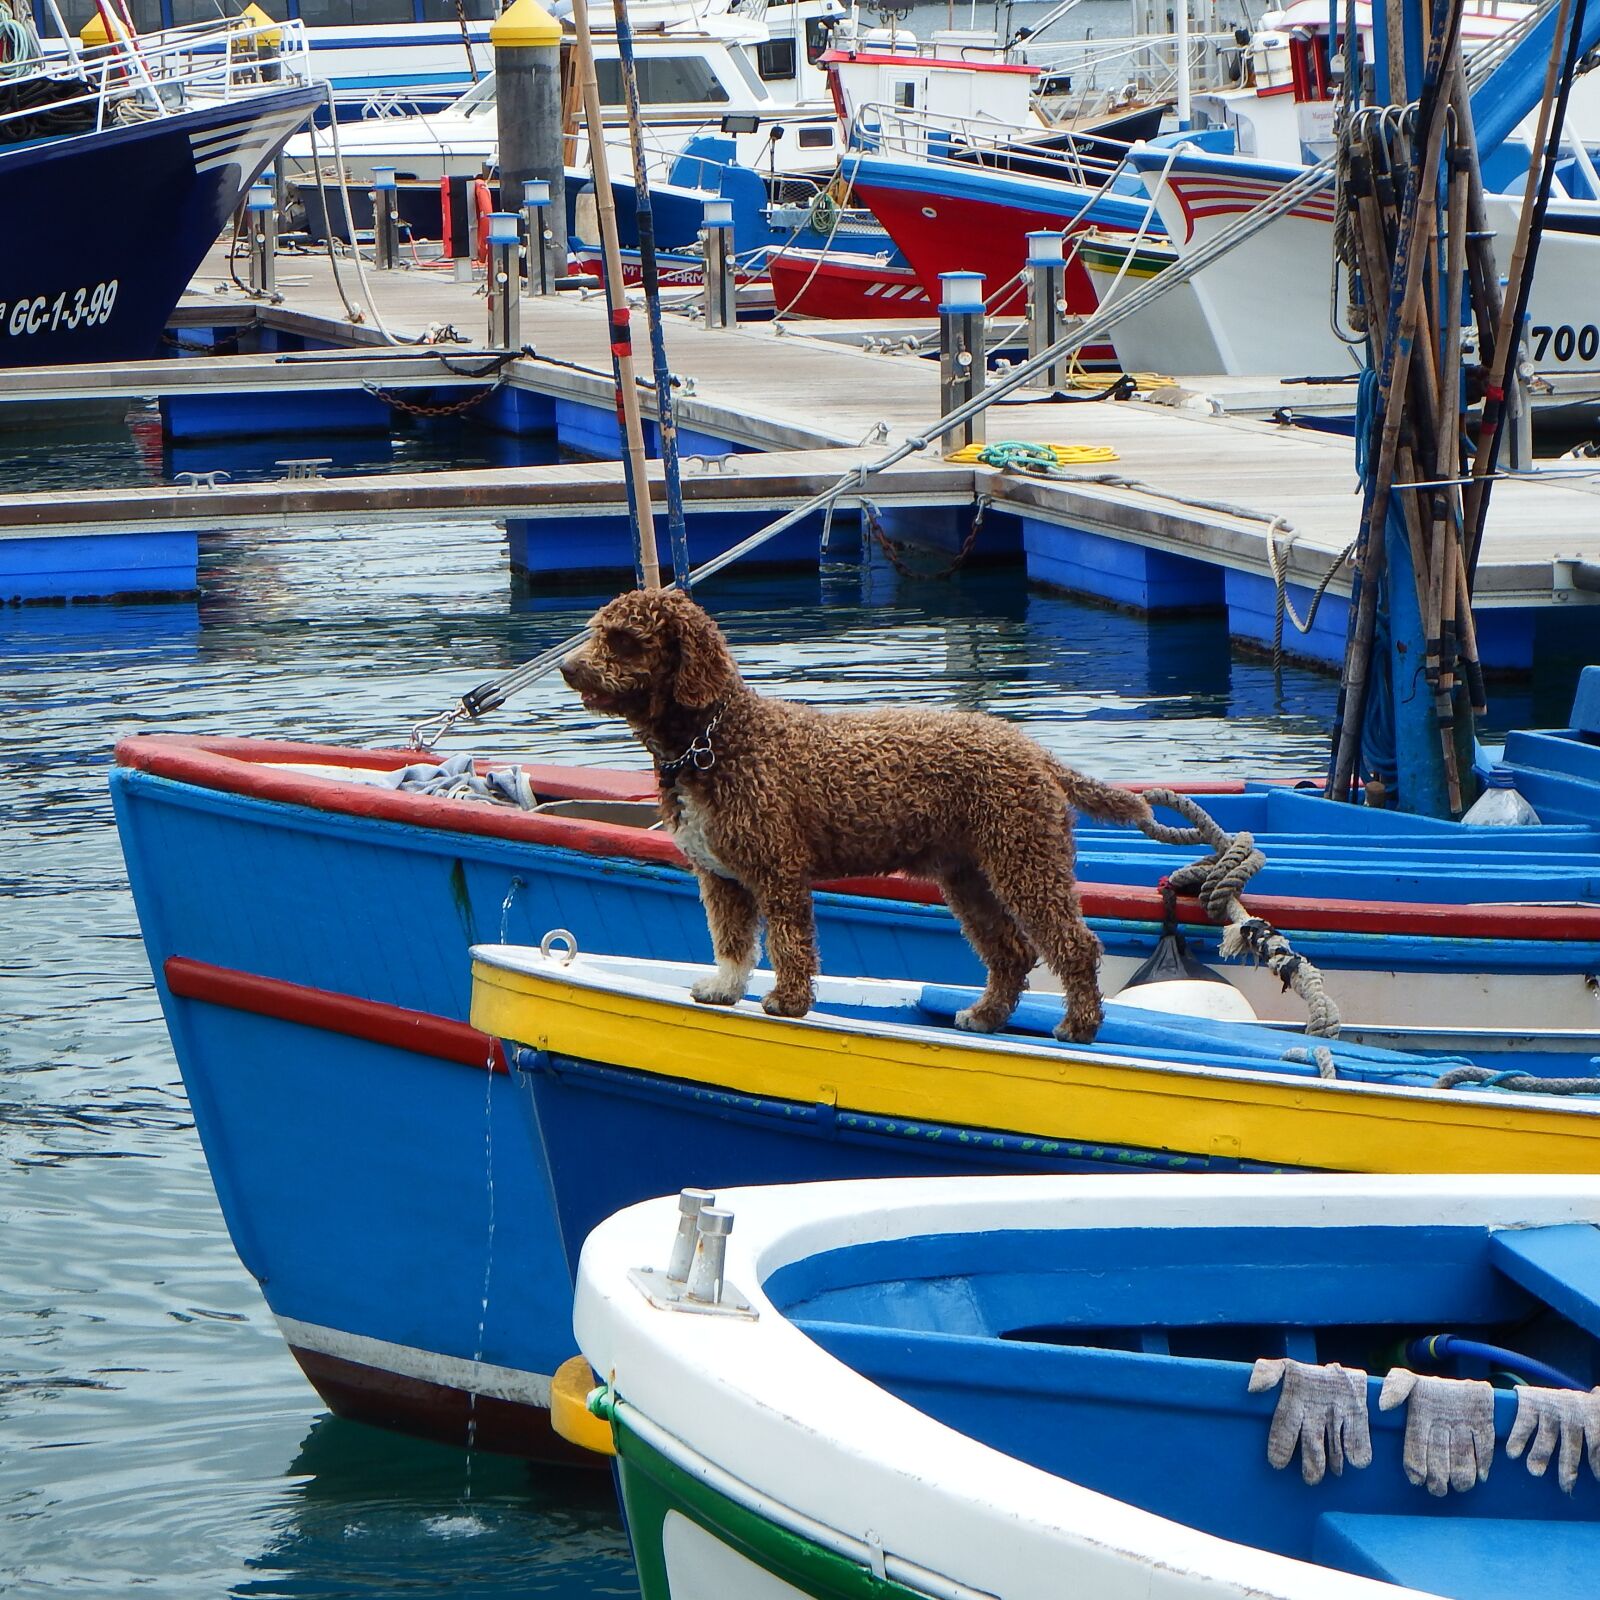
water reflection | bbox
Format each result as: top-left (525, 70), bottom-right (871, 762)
top-left (236, 1418), bottom-right (635, 1600)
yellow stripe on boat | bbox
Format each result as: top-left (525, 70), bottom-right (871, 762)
top-left (470, 960), bottom-right (1600, 1176)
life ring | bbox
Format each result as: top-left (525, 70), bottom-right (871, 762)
top-left (474, 177), bottom-right (492, 265)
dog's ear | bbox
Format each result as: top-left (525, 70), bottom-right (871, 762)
top-left (672, 597), bottom-right (737, 710)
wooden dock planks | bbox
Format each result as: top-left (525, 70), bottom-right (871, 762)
top-left (4, 243), bottom-right (1598, 615)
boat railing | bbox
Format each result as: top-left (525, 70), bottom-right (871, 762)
top-left (0, 14), bottom-right (312, 141)
top-left (850, 100), bottom-right (1128, 189)
top-left (1021, 29), bottom-right (1244, 115)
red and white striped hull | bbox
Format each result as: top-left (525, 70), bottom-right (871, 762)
top-left (766, 248), bottom-right (935, 318)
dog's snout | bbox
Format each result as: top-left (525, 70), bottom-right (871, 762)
top-left (558, 661), bottom-right (579, 687)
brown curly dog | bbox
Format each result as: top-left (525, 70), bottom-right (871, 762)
top-left (560, 586), bottom-right (1154, 1042)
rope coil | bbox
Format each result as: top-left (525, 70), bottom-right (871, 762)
top-left (1138, 788), bottom-right (1343, 1039)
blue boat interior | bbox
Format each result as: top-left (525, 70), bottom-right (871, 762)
top-left (1495, 666), bottom-right (1600, 829)
top-left (778, 982), bottom-right (1597, 1086)
top-left (766, 1222), bottom-right (1600, 1599)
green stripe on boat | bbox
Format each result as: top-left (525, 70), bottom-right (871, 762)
top-left (610, 1398), bottom-right (939, 1600)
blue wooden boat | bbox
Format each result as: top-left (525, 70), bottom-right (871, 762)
top-left (570, 1173), bottom-right (1600, 1600)
top-left (107, 673), bottom-right (1600, 1459)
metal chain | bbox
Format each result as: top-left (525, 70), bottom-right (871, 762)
top-left (863, 495), bottom-right (988, 580)
top-left (362, 377), bottom-right (505, 417)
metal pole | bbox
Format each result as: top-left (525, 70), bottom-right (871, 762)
top-left (1025, 231), bottom-right (1066, 391)
top-left (701, 197), bottom-right (737, 329)
top-left (372, 166), bottom-right (400, 270)
top-left (522, 177), bottom-right (553, 295)
top-left (246, 181), bottom-right (276, 296)
top-left (1175, 0), bottom-right (1191, 128)
top-left (939, 271), bottom-right (986, 456)
top-left (486, 212), bottom-right (522, 349)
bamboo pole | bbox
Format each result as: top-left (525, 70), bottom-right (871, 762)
top-left (1328, 35), bottom-right (1462, 801)
top-left (612, 0), bottom-right (691, 589)
top-left (569, 0), bottom-right (661, 588)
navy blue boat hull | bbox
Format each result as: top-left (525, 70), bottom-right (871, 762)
top-left (0, 83), bottom-right (321, 368)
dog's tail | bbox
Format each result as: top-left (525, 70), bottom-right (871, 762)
top-left (1050, 759), bottom-right (1153, 829)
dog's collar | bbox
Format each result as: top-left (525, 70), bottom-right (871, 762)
top-left (653, 704), bottom-right (726, 784)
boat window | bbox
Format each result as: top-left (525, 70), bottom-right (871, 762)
top-left (292, 0), bottom-right (414, 25)
top-left (419, 0), bottom-right (494, 16)
top-left (892, 78), bottom-right (915, 108)
top-left (754, 36), bottom-right (796, 82)
top-left (594, 55), bottom-right (729, 105)
top-left (796, 123), bottom-right (833, 148)
top-left (48, 0), bottom-right (160, 29)
top-left (804, 15), bottom-right (834, 63)
top-left (170, 0), bottom-right (239, 21)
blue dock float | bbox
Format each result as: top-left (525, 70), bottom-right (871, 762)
top-left (0, 529), bottom-right (198, 604)
top-left (506, 505), bottom-right (859, 582)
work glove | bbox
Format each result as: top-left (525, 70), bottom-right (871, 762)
top-left (1379, 1369), bottom-right (1495, 1496)
top-left (1506, 1385), bottom-right (1600, 1493)
top-left (1248, 1357), bottom-right (1373, 1485)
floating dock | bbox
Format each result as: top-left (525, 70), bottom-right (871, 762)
top-left (4, 243), bottom-right (1597, 669)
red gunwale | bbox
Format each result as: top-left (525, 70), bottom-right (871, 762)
top-left (165, 957), bottom-right (508, 1072)
top-left (115, 734), bottom-right (1600, 943)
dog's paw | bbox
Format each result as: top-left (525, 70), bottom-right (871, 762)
top-left (690, 976), bottom-right (744, 1006)
top-left (761, 988), bottom-right (812, 1019)
top-left (953, 1005), bottom-right (1002, 1033)
top-left (1054, 1010), bottom-right (1102, 1045)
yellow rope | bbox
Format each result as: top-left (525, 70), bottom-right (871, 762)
top-left (946, 441), bottom-right (1120, 467)
top-left (1056, 355), bottom-right (1177, 391)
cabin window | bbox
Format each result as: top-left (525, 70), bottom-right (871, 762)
top-left (755, 36), bottom-right (796, 82)
top-left (291, 0), bottom-right (414, 26)
top-left (796, 124), bottom-right (833, 148)
top-left (804, 15), bottom-right (833, 64)
top-left (47, 0), bottom-right (161, 31)
top-left (170, 0), bottom-right (258, 23)
top-left (419, 0), bottom-right (495, 18)
top-left (594, 55), bottom-right (729, 105)
top-left (892, 78), bottom-right (915, 108)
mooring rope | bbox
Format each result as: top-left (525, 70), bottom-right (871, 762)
top-left (1434, 1065), bottom-right (1600, 1095)
top-left (1137, 788), bottom-right (1343, 1039)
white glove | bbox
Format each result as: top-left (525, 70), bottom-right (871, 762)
top-left (1506, 1385), bottom-right (1600, 1493)
top-left (1379, 1369), bottom-right (1495, 1496)
top-left (1249, 1357), bottom-right (1373, 1485)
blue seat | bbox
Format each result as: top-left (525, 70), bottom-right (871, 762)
top-left (1488, 1223), bottom-right (1600, 1340)
top-left (1314, 1512), bottom-right (1600, 1598)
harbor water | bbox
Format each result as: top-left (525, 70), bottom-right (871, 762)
top-left (0, 407), bottom-right (1576, 1599)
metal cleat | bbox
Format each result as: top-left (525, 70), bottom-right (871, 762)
top-left (173, 469), bottom-right (231, 490)
top-left (276, 458), bottom-right (334, 481)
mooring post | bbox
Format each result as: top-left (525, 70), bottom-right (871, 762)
top-left (939, 271), bottom-right (986, 455)
top-left (522, 178), bottom-right (553, 295)
top-left (372, 166), bottom-right (400, 271)
top-left (246, 181), bottom-right (276, 296)
top-left (486, 212), bottom-right (522, 349)
top-left (491, 0), bottom-right (567, 300)
top-left (1025, 232), bottom-right (1066, 391)
top-left (701, 196), bottom-right (737, 328)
